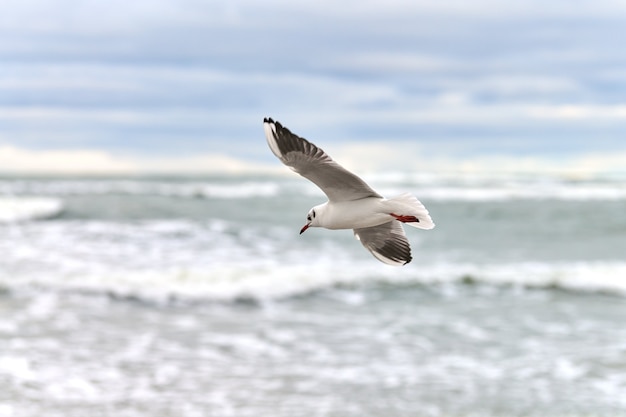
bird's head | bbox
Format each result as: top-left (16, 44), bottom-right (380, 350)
top-left (300, 205), bottom-right (324, 234)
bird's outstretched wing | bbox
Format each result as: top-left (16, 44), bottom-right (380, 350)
top-left (264, 117), bottom-right (381, 202)
top-left (354, 221), bottom-right (412, 266)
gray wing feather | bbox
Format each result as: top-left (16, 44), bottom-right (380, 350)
top-left (354, 221), bottom-right (412, 266)
top-left (264, 118), bottom-right (381, 202)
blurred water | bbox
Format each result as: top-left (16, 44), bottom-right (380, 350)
top-left (1, 173), bottom-right (625, 416)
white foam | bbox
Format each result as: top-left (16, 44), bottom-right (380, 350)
top-left (0, 180), bottom-right (283, 199)
top-left (414, 185), bottom-right (626, 201)
top-left (109, 260), bottom-right (626, 300)
top-left (0, 356), bottom-right (35, 382)
top-left (395, 261), bottom-right (626, 294)
top-left (1, 217), bottom-right (625, 302)
top-left (0, 197), bottom-right (63, 223)
top-left (3, 257), bottom-right (626, 303)
top-left (2, 177), bottom-right (626, 201)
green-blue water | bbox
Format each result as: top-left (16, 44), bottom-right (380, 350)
top-left (1, 173), bottom-right (625, 416)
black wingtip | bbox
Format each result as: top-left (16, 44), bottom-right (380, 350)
top-left (264, 117), bottom-right (275, 124)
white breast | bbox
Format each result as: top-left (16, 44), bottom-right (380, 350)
top-left (319, 198), bottom-right (392, 230)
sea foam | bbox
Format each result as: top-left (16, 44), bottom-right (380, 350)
top-left (0, 197), bottom-right (64, 223)
top-left (2, 177), bottom-right (626, 201)
top-left (3, 255), bottom-right (626, 302)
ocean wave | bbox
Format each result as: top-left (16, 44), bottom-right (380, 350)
top-left (414, 185), bottom-right (626, 201)
top-left (2, 177), bottom-right (626, 201)
top-left (0, 179), bottom-right (284, 199)
top-left (3, 259), bottom-right (626, 303)
top-left (0, 197), bottom-right (64, 223)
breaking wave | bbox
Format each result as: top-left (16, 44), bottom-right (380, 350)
top-left (0, 197), bottom-right (64, 223)
top-left (1, 176), bottom-right (626, 201)
top-left (2, 256), bottom-right (626, 303)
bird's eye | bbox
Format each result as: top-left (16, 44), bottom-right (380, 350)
top-left (307, 215), bottom-right (311, 221)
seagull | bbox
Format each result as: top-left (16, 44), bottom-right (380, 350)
top-left (263, 117), bottom-right (434, 266)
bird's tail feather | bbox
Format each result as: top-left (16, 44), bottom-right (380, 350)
top-left (385, 193), bottom-right (435, 230)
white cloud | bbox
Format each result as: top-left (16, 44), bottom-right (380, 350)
top-left (330, 52), bottom-right (453, 73)
top-left (242, 0), bottom-right (626, 19)
top-left (528, 104), bottom-right (626, 120)
top-left (462, 75), bottom-right (580, 96)
top-left (1, 141), bottom-right (625, 178)
top-left (0, 146), bottom-right (136, 174)
top-left (2, 0), bottom-right (626, 158)
top-left (0, 145), bottom-right (276, 175)
top-left (327, 142), bottom-right (626, 178)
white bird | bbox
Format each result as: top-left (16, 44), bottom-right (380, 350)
top-left (264, 117), bottom-right (434, 266)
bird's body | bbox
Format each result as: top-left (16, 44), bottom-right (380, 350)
top-left (263, 117), bottom-right (434, 266)
top-left (313, 199), bottom-right (389, 230)
top-left (309, 195), bottom-right (429, 230)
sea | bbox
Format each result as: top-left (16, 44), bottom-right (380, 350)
top-left (1, 172), bottom-right (625, 417)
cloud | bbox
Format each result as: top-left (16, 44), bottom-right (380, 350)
top-left (2, 0), bottom-right (626, 161)
top-left (281, 140), bottom-right (626, 178)
top-left (528, 104), bottom-right (626, 120)
top-left (1, 140), bottom-right (625, 178)
top-left (0, 145), bottom-right (276, 175)
top-left (0, 146), bottom-right (136, 174)
top-left (329, 52), bottom-right (454, 74)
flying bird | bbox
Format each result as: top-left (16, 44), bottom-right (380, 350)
top-left (263, 117), bottom-right (434, 266)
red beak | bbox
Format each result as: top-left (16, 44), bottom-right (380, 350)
top-left (300, 224), bottom-right (310, 235)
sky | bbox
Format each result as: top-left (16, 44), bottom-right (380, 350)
top-left (1, 0), bottom-right (626, 175)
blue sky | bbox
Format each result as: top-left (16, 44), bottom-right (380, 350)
top-left (2, 0), bottom-right (626, 174)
